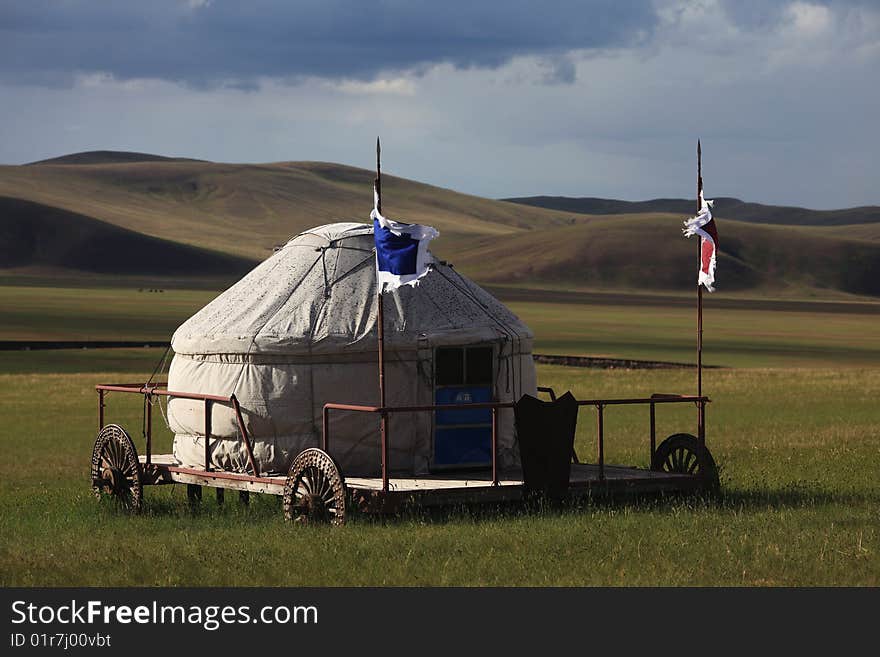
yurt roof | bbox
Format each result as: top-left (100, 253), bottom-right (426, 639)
top-left (171, 222), bottom-right (533, 356)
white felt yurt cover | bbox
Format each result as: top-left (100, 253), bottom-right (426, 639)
top-left (167, 222), bottom-right (536, 476)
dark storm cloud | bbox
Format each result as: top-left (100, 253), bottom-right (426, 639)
top-left (0, 0), bottom-right (658, 86)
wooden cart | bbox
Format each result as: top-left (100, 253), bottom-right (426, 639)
top-left (90, 380), bottom-right (718, 525)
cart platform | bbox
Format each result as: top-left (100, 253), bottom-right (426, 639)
top-left (138, 454), bottom-right (702, 513)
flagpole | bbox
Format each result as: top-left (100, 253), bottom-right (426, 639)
top-left (696, 139), bottom-right (704, 440)
top-left (375, 136), bottom-right (389, 492)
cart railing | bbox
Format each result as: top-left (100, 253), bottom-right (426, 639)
top-left (95, 383), bottom-right (260, 477)
top-left (96, 382), bottom-right (708, 492)
top-left (322, 401), bottom-right (515, 492)
top-left (323, 392), bottom-right (710, 493)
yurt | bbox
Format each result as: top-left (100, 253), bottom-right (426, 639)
top-left (167, 222), bottom-right (536, 477)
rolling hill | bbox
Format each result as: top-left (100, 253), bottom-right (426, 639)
top-left (28, 151), bottom-right (205, 166)
top-left (0, 154), bottom-right (578, 262)
top-left (0, 196), bottom-right (257, 280)
top-left (454, 214), bottom-right (880, 296)
top-left (1, 150), bottom-right (878, 300)
top-left (504, 196), bottom-right (880, 226)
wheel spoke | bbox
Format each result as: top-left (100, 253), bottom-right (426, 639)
top-left (681, 450), bottom-right (693, 473)
top-left (314, 467), bottom-right (324, 498)
top-left (320, 476), bottom-right (332, 500)
top-left (110, 439), bottom-right (122, 467)
top-left (313, 466), bottom-right (323, 495)
top-left (303, 468), bottom-right (313, 496)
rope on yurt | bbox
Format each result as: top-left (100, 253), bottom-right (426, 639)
top-left (327, 252), bottom-right (374, 287)
top-left (141, 342), bottom-right (173, 437)
top-left (144, 343), bottom-right (172, 388)
top-left (305, 238), bottom-right (372, 439)
top-left (228, 250), bottom-right (326, 398)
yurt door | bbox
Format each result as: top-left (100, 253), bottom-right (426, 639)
top-left (433, 345), bottom-right (494, 469)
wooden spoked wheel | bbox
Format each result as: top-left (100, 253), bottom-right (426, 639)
top-left (90, 424), bottom-right (143, 511)
top-left (283, 448), bottom-right (346, 526)
top-left (651, 433), bottom-right (719, 490)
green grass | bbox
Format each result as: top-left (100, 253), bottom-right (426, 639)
top-left (1, 284), bottom-right (877, 585)
top-left (0, 285), bottom-right (216, 340)
top-left (513, 301), bottom-right (880, 368)
top-left (4, 285), bottom-right (880, 369)
top-left (0, 347), bottom-right (170, 375)
top-left (1, 364), bottom-right (877, 586)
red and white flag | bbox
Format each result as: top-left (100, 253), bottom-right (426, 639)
top-left (683, 191), bottom-right (718, 292)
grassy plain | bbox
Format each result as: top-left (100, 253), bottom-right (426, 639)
top-left (4, 284), bottom-right (880, 368)
top-left (0, 364), bottom-right (877, 586)
top-left (1, 284), bottom-right (877, 586)
top-left (512, 300), bottom-right (880, 367)
top-left (0, 285), bottom-right (217, 341)
top-left (1, 154), bottom-right (876, 585)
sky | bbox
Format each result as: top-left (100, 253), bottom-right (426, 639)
top-left (1, 0), bottom-right (878, 208)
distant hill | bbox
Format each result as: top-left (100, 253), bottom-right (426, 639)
top-left (0, 196), bottom-right (257, 279)
top-left (454, 213), bottom-right (880, 297)
top-left (28, 150), bottom-right (204, 166)
top-left (1, 150), bottom-right (879, 299)
top-left (504, 196), bottom-right (880, 226)
top-left (0, 155), bottom-right (578, 261)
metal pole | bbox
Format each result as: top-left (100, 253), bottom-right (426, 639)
top-left (597, 403), bottom-right (605, 481)
top-left (204, 400), bottom-right (212, 473)
top-left (491, 406), bottom-right (498, 486)
top-left (146, 393), bottom-right (152, 465)
top-left (697, 139), bottom-right (703, 400)
top-left (699, 400), bottom-right (706, 444)
top-left (231, 396), bottom-right (259, 477)
top-left (696, 140), bottom-right (704, 441)
top-left (378, 294), bottom-right (386, 411)
top-left (98, 389), bottom-right (104, 431)
top-left (376, 137), bottom-right (389, 493)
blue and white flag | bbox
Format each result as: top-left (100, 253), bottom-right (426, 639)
top-left (371, 187), bottom-right (439, 292)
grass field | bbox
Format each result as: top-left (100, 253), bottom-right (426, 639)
top-left (1, 363), bottom-right (877, 586)
top-left (4, 284), bottom-right (880, 369)
top-left (0, 285), bottom-right (217, 341)
top-left (1, 283), bottom-right (877, 586)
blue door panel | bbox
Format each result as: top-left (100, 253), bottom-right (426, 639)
top-left (434, 427), bottom-right (492, 466)
top-left (434, 385), bottom-right (492, 467)
top-left (435, 386), bottom-right (492, 424)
